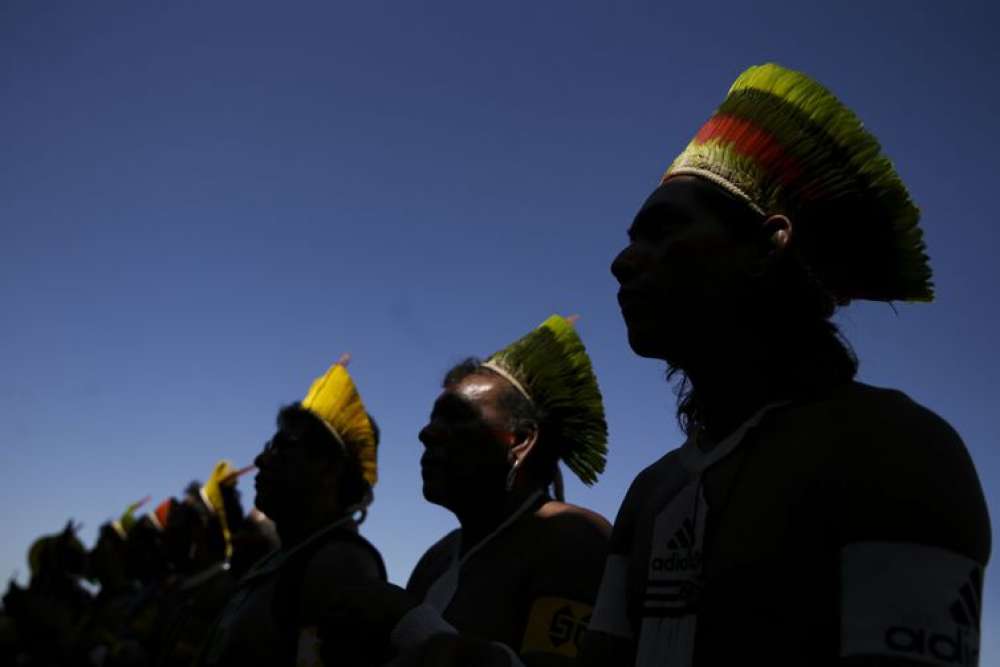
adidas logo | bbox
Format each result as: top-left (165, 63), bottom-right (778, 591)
top-left (883, 567), bottom-right (981, 666)
top-left (651, 551), bottom-right (702, 573)
top-left (949, 567), bottom-right (982, 632)
top-left (667, 517), bottom-right (696, 550)
top-left (650, 518), bottom-right (702, 573)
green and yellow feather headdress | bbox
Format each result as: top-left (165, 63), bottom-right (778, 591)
top-left (110, 495), bottom-right (151, 540)
top-left (300, 354), bottom-right (378, 488)
top-left (484, 314), bottom-right (608, 485)
top-left (664, 62), bottom-right (932, 303)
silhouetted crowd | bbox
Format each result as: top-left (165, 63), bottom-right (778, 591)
top-left (2, 62), bottom-right (993, 667)
top-left (1, 477), bottom-right (277, 667)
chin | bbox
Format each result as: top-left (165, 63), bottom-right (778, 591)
top-left (254, 491), bottom-right (273, 518)
top-left (623, 313), bottom-right (697, 364)
top-left (421, 481), bottom-right (448, 507)
top-left (624, 321), bottom-right (669, 360)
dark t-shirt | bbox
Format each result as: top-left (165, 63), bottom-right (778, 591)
top-left (198, 520), bottom-right (385, 667)
top-left (592, 382), bottom-right (990, 666)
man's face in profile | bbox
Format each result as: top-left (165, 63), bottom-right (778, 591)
top-left (418, 373), bottom-right (513, 510)
top-left (611, 175), bottom-right (764, 363)
top-left (254, 422), bottom-right (331, 524)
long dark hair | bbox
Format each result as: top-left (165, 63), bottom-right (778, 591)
top-left (668, 221), bottom-right (859, 436)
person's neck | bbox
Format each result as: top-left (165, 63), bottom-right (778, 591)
top-left (684, 354), bottom-right (772, 444)
top-left (679, 323), bottom-right (848, 444)
top-left (453, 485), bottom-right (542, 556)
top-left (276, 502), bottom-right (347, 549)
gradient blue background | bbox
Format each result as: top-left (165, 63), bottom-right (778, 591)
top-left (2, 1), bottom-right (998, 661)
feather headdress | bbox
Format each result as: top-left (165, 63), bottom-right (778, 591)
top-left (199, 461), bottom-right (254, 561)
top-left (300, 355), bottom-right (378, 488)
top-left (110, 495), bottom-right (151, 540)
top-left (485, 315), bottom-right (608, 485)
top-left (664, 63), bottom-right (932, 303)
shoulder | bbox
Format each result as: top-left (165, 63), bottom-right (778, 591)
top-left (523, 501), bottom-right (611, 566)
top-left (534, 501), bottom-right (612, 540)
top-left (296, 529), bottom-right (386, 621)
top-left (791, 383), bottom-right (990, 562)
top-left (405, 529), bottom-right (460, 598)
top-left (625, 449), bottom-right (684, 502)
top-left (302, 530), bottom-right (386, 588)
top-left (518, 502), bottom-right (612, 600)
top-left (609, 450), bottom-right (684, 543)
top-left (800, 382), bottom-right (974, 480)
top-left (770, 382), bottom-right (976, 480)
top-left (414, 529), bottom-right (461, 573)
top-left (784, 381), bottom-right (958, 443)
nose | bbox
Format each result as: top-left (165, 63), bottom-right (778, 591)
top-left (254, 447), bottom-right (270, 469)
top-left (611, 243), bottom-right (638, 285)
top-left (418, 423), bottom-right (435, 448)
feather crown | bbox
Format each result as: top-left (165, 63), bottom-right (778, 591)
top-left (485, 314), bottom-right (608, 485)
top-left (110, 495), bottom-right (151, 540)
top-left (664, 62), bottom-right (932, 303)
top-left (300, 355), bottom-right (378, 488)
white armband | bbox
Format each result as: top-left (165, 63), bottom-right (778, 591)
top-left (390, 603), bottom-right (458, 651)
top-left (588, 554), bottom-right (634, 639)
top-left (841, 542), bottom-right (984, 666)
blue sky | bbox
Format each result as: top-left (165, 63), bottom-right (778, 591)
top-left (2, 0), bottom-right (998, 660)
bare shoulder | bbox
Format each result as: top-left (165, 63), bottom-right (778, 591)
top-left (524, 500), bottom-right (612, 560)
top-left (518, 500), bottom-right (612, 600)
top-left (406, 529), bottom-right (460, 598)
top-left (535, 501), bottom-right (611, 536)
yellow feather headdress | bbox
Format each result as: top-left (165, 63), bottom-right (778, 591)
top-left (199, 461), bottom-right (254, 561)
top-left (300, 354), bottom-right (378, 488)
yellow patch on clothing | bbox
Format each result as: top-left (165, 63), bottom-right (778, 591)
top-left (520, 597), bottom-right (593, 657)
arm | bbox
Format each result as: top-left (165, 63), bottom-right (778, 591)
top-left (391, 509), bottom-right (614, 667)
top-left (574, 465), bottom-right (659, 667)
top-left (515, 508), bottom-right (611, 666)
top-left (837, 399), bottom-right (990, 666)
top-left (576, 554), bottom-right (635, 667)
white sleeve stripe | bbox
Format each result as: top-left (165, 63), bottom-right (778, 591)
top-left (588, 554), bottom-right (633, 639)
top-left (840, 542), bottom-right (984, 666)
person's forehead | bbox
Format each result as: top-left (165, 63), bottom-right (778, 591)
top-left (274, 418), bottom-right (309, 442)
top-left (634, 175), bottom-right (760, 237)
top-left (435, 374), bottom-right (506, 416)
top-left (638, 176), bottom-right (720, 216)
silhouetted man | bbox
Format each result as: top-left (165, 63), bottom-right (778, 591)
top-left (328, 315), bottom-right (612, 666)
top-left (198, 359), bottom-right (386, 666)
top-left (581, 63), bottom-right (991, 666)
top-left (129, 467), bottom-right (248, 667)
top-left (3, 521), bottom-right (91, 665)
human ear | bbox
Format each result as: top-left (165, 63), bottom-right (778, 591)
top-left (509, 421), bottom-right (539, 465)
top-left (763, 214), bottom-right (793, 254)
